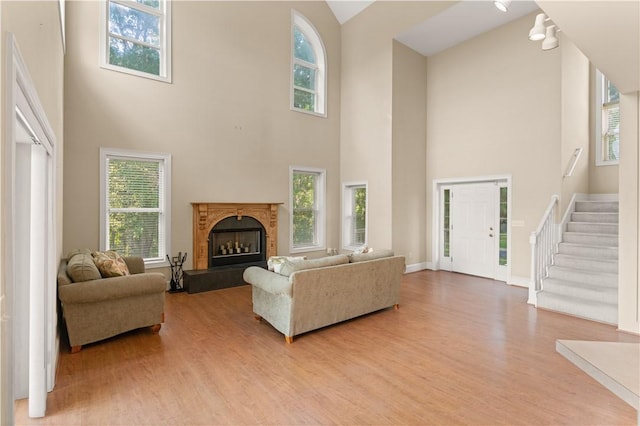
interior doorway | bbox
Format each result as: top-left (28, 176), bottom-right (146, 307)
top-left (433, 176), bottom-right (511, 282)
top-left (2, 33), bottom-right (58, 421)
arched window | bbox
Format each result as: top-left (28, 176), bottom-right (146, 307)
top-left (291, 11), bottom-right (326, 117)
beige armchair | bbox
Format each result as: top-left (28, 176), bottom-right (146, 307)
top-left (57, 253), bottom-right (166, 353)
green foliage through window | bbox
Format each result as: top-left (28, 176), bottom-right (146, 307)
top-left (106, 0), bottom-right (167, 78)
top-left (292, 172), bottom-right (318, 247)
top-left (107, 158), bottom-right (163, 259)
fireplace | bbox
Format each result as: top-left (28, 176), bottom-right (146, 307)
top-left (208, 216), bottom-right (266, 268)
top-left (185, 202), bottom-right (281, 293)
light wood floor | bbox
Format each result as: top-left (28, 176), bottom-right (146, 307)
top-left (16, 270), bottom-right (640, 425)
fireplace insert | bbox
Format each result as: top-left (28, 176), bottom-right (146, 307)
top-left (208, 216), bottom-right (266, 268)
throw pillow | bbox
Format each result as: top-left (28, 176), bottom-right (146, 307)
top-left (278, 254), bottom-right (349, 277)
top-left (267, 255), bottom-right (306, 274)
top-left (92, 250), bottom-right (130, 278)
top-left (66, 251), bottom-right (102, 282)
top-left (348, 249), bottom-right (395, 263)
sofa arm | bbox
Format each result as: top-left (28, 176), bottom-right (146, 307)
top-left (243, 266), bottom-right (292, 296)
top-left (58, 272), bottom-right (166, 304)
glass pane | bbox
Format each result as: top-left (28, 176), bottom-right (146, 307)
top-left (293, 210), bottom-right (316, 246)
top-left (294, 89), bottom-right (315, 111)
top-left (353, 187), bottom-right (366, 245)
top-left (134, 0), bottom-right (160, 9)
top-left (108, 159), bottom-right (160, 209)
top-left (443, 189), bottom-right (450, 257)
top-left (109, 212), bottom-right (159, 258)
top-left (607, 79), bottom-right (620, 103)
top-left (293, 64), bottom-right (316, 91)
top-left (109, 2), bottom-right (160, 46)
top-left (109, 37), bottom-right (160, 75)
top-left (292, 172), bottom-right (316, 209)
top-left (499, 187), bottom-right (508, 266)
top-left (294, 26), bottom-right (315, 64)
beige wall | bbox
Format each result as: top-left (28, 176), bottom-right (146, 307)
top-left (0, 1), bottom-right (65, 421)
top-left (63, 1), bottom-right (341, 269)
top-left (588, 67), bottom-right (620, 194)
top-left (425, 13), bottom-right (563, 279)
top-left (392, 41), bottom-right (427, 267)
top-left (559, 34), bottom-right (590, 213)
top-left (618, 92), bottom-right (640, 333)
top-left (340, 1), bottom-right (449, 252)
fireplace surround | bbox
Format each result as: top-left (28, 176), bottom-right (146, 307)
top-left (185, 202), bottom-right (281, 293)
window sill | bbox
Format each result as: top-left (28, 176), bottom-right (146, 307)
top-left (595, 160), bottom-right (620, 167)
top-left (290, 245), bottom-right (326, 255)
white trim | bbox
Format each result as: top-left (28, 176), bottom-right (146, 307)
top-left (99, 0), bottom-right (172, 83)
top-left (405, 262), bottom-right (429, 274)
top-left (290, 10), bottom-right (327, 118)
top-left (99, 147), bottom-right (172, 268)
top-left (508, 275), bottom-right (530, 288)
top-left (341, 181), bottom-right (368, 250)
top-left (431, 175), bottom-right (512, 283)
top-left (3, 33), bottom-right (59, 419)
top-left (594, 69), bottom-right (619, 166)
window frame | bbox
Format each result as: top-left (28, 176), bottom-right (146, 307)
top-left (291, 10), bottom-right (327, 117)
top-left (100, 147), bottom-right (172, 268)
top-left (594, 69), bottom-right (620, 166)
top-left (342, 181), bottom-right (368, 250)
top-left (289, 166), bottom-right (326, 253)
top-left (99, 0), bottom-right (172, 83)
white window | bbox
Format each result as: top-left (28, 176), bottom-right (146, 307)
top-left (100, 0), bottom-right (172, 82)
top-left (100, 148), bottom-right (171, 267)
top-left (595, 69), bottom-right (620, 165)
top-left (342, 182), bottom-right (367, 250)
top-left (291, 10), bottom-right (326, 117)
top-left (290, 166), bottom-right (326, 252)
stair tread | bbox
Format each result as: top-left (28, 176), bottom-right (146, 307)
top-left (549, 265), bottom-right (618, 279)
top-left (559, 242), bottom-right (617, 249)
top-left (543, 277), bottom-right (618, 292)
top-left (555, 253), bottom-right (618, 263)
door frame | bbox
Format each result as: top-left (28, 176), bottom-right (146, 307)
top-left (432, 175), bottom-right (512, 282)
top-left (2, 33), bottom-right (58, 420)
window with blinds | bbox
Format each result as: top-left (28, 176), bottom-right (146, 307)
top-left (100, 148), bottom-right (171, 266)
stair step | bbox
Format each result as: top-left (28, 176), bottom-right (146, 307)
top-left (574, 200), bottom-right (619, 213)
top-left (537, 292), bottom-right (618, 325)
top-left (567, 222), bottom-right (618, 235)
top-left (542, 278), bottom-right (618, 304)
top-left (557, 242), bottom-right (618, 260)
top-left (547, 265), bottom-right (618, 288)
top-left (562, 232), bottom-right (618, 247)
top-left (570, 212), bottom-right (618, 224)
top-left (554, 254), bottom-right (618, 274)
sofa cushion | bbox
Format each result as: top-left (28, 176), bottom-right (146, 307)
top-left (279, 254), bottom-right (349, 277)
top-left (348, 249), bottom-right (395, 263)
top-left (92, 250), bottom-right (131, 278)
top-left (66, 251), bottom-right (102, 282)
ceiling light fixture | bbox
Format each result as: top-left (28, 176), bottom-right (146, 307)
top-left (541, 25), bottom-right (559, 50)
top-left (528, 13), bottom-right (560, 51)
top-left (494, 0), bottom-right (512, 13)
top-left (528, 13), bottom-right (547, 41)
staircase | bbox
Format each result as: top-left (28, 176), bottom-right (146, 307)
top-left (536, 196), bottom-right (618, 324)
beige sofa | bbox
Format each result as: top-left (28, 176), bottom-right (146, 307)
top-left (243, 250), bottom-right (405, 343)
top-left (57, 251), bottom-right (166, 353)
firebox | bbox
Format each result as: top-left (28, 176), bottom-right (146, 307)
top-left (208, 216), bottom-right (266, 268)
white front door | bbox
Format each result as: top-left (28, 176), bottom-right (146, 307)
top-left (450, 183), bottom-right (497, 279)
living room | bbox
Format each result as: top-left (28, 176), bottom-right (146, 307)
top-left (1, 0), bottom-right (639, 423)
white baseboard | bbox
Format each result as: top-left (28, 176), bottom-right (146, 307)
top-left (405, 262), bottom-right (429, 274)
top-left (508, 275), bottom-right (530, 288)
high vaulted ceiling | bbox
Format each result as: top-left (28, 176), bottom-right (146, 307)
top-left (326, 0), bottom-right (540, 56)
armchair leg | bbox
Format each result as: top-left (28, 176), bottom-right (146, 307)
top-left (150, 324), bottom-right (162, 333)
top-left (254, 315), bottom-right (262, 322)
top-left (394, 303), bottom-right (400, 310)
top-left (285, 336), bottom-right (293, 344)
top-left (71, 345), bottom-right (82, 354)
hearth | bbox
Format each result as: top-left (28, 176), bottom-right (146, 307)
top-left (184, 202), bottom-right (281, 293)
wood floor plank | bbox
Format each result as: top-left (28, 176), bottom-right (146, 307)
top-left (15, 270), bottom-right (640, 425)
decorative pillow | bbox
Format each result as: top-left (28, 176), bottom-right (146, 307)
top-left (91, 250), bottom-right (130, 278)
top-left (351, 245), bottom-right (371, 255)
top-left (66, 250), bottom-right (102, 282)
top-left (267, 256), bottom-right (306, 274)
top-left (278, 254), bottom-right (349, 277)
top-left (348, 249), bottom-right (395, 263)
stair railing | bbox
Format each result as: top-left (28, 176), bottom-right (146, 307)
top-left (529, 195), bottom-right (560, 305)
